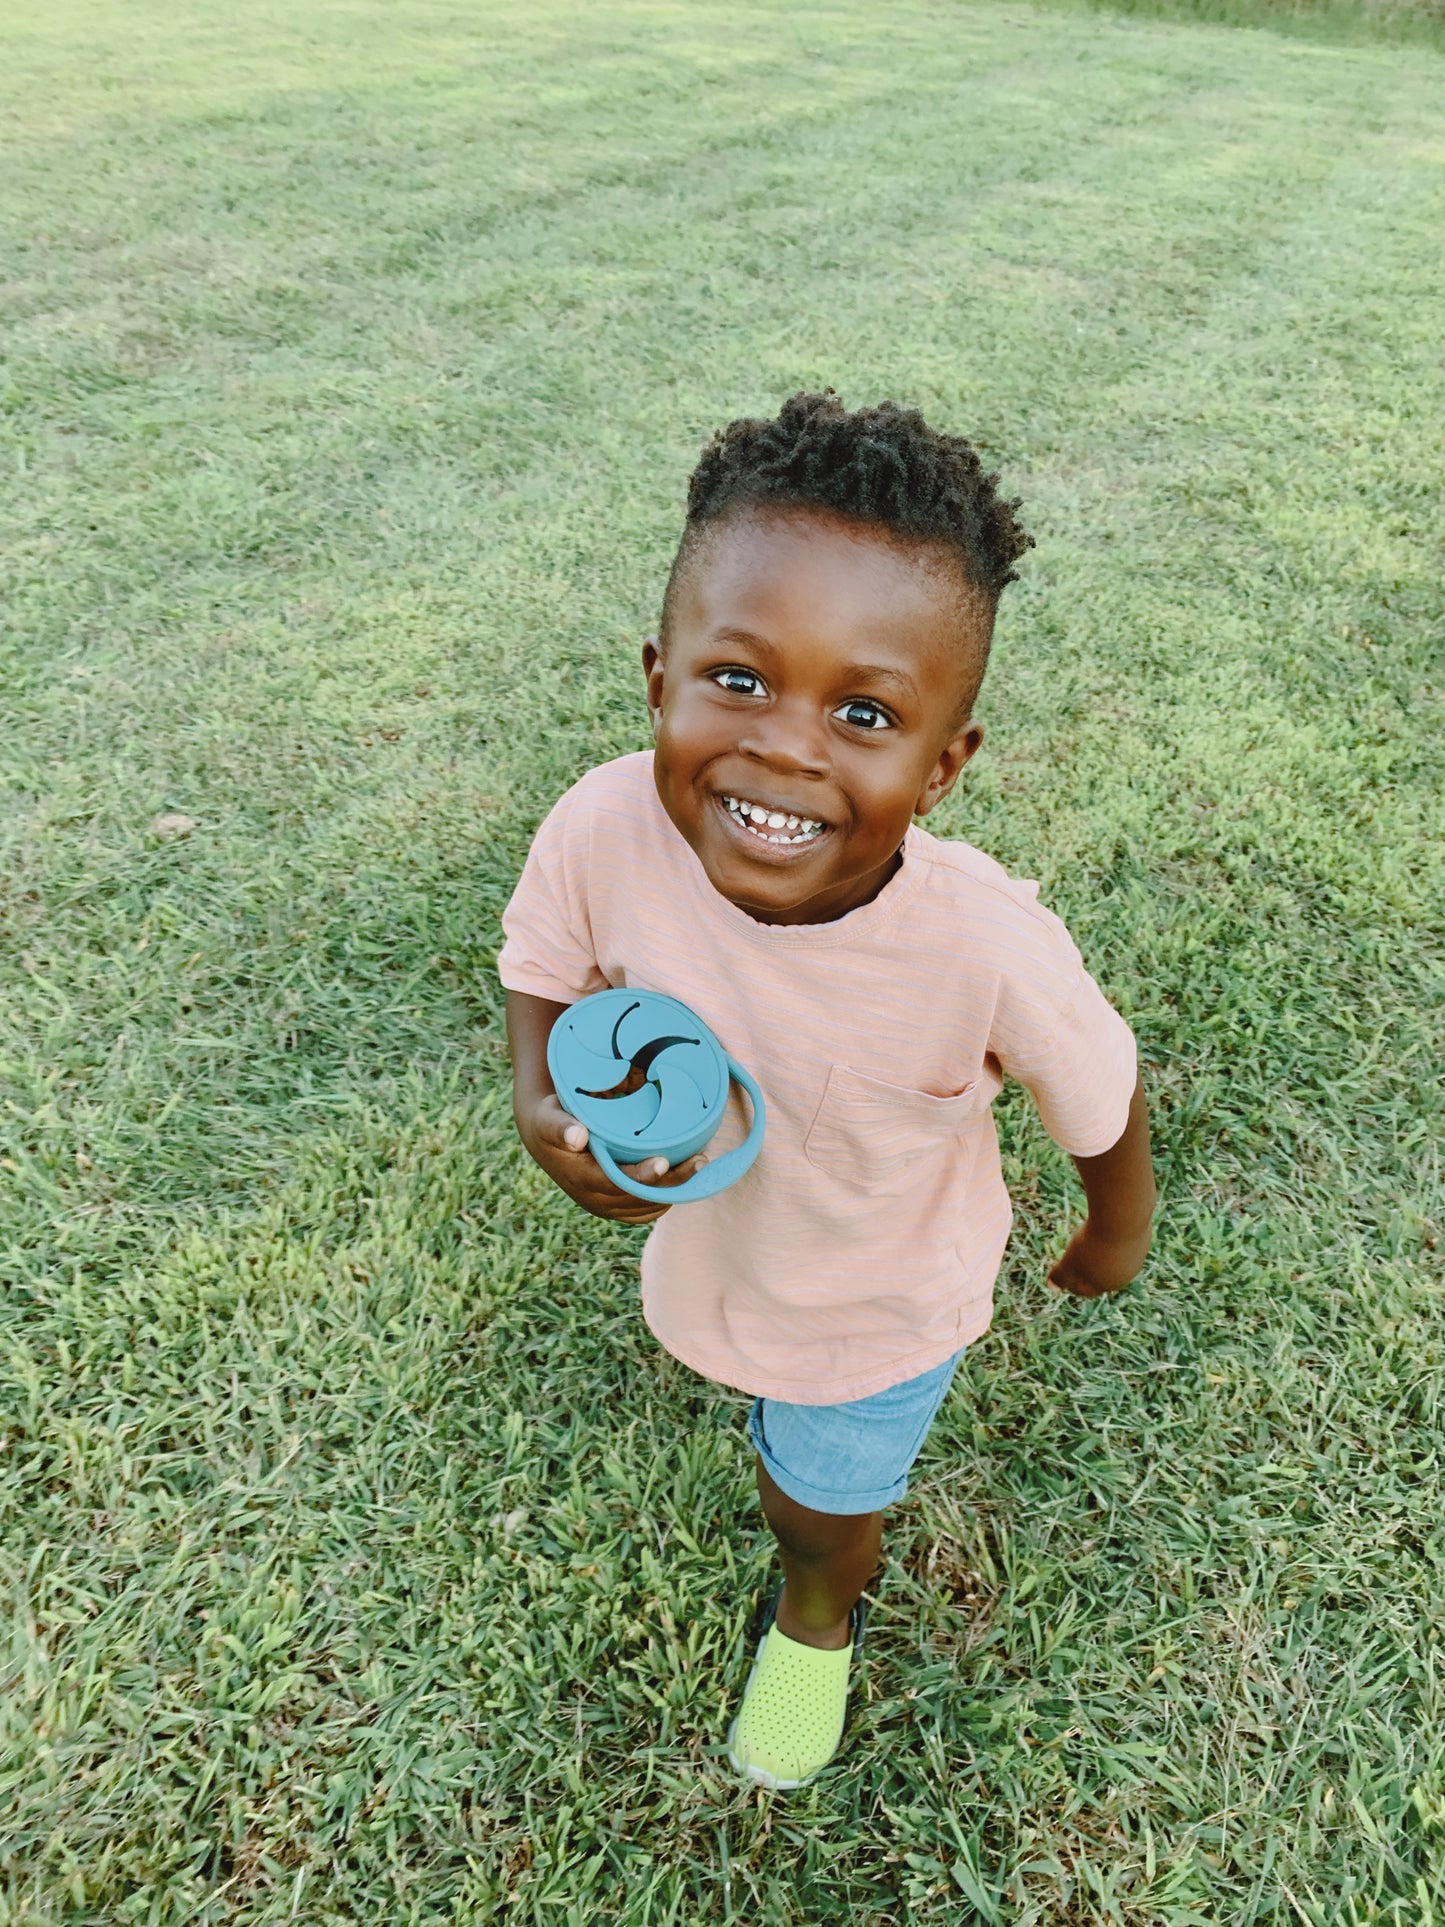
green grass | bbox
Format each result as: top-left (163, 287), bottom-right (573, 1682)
top-left (2, 0), bottom-right (1442, 1920)
top-left (1056, 0), bottom-right (1445, 53)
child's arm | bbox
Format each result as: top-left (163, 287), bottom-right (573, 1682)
top-left (506, 988), bottom-right (708, 1225)
top-left (1048, 1074), bottom-right (1156, 1298)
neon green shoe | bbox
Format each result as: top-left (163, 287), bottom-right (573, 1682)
top-left (727, 1592), bottom-right (866, 1790)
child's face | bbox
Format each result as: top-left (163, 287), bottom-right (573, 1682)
top-left (645, 507), bottom-right (987, 926)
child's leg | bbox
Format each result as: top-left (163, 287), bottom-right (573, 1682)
top-left (756, 1457), bottom-right (880, 1650)
top-left (728, 1351), bottom-right (964, 1788)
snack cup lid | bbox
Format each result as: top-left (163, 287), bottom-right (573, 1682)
top-left (547, 989), bottom-right (728, 1163)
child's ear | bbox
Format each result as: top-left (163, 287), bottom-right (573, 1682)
top-left (642, 635), bottom-right (664, 734)
top-left (915, 719), bottom-right (984, 816)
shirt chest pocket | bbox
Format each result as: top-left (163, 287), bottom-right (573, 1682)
top-left (803, 1063), bottom-right (991, 1196)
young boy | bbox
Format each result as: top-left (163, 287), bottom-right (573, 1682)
top-left (499, 391), bottom-right (1156, 1790)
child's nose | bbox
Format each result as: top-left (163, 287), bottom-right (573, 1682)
top-left (737, 699), bottom-right (829, 777)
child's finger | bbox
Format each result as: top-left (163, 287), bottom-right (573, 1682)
top-left (618, 1152), bottom-right (708, 1188)
top-left (534, 1096), bottom-right (589, 1155)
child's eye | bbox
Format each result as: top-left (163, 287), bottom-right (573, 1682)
top-left (835, 699), bottom-right (893, 731)
top-left (712, 668), bottom-right (764, 697)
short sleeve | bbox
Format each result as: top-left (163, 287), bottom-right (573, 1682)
top-left (497, 787), bottom-right (610, 1005)
top-left (988, 895), bottom-right (1138, 1158)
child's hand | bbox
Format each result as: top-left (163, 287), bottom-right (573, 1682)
top-left (522, 1093), bottom-right (709, 1225)
top-left (1052, 1077), bottom-right (1156, 1298)
top-left (1047, 1219), bottom-right (1152, 1299)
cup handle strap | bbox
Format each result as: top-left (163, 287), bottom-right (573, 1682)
top-left (587, 1058), bottom-right (766, 1205)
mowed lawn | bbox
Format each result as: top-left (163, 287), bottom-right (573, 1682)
top-left (2, 0), bottom-right (1442, 1919)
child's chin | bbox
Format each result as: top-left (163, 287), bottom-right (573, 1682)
top-left (710, 859), bottom-right (825, 920)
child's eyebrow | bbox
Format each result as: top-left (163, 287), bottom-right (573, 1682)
top-left (707, 626), bottom-right (775, 654)
top-left (842, 663), bottom-right (918, 700)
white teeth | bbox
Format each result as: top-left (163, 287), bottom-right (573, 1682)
top-left (723, 795), bottom-right (826, 845)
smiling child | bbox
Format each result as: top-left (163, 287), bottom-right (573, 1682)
top-left (499, 391), bottom-right (1156, 1789)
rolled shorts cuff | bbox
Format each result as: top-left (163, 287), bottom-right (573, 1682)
top-left (748, 1403), bottom-right (911, 1513)
top-left (746, 1349), bottom-right (964, 1517)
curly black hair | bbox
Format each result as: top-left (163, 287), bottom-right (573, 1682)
top-left (676, 389), bottom-right (1032, 605)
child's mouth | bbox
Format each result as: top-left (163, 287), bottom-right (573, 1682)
top-left (719, 792), bottom-right (828, 848)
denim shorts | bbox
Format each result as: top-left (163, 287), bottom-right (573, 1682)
top-left (747, 1350), bottom-right (965, 1516)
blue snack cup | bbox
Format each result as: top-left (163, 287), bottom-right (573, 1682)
top-left (547, 988), bottom-right (766, 1204)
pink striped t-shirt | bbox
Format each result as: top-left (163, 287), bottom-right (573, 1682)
top-left (498, 752), bottom-right (1137, 1404)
